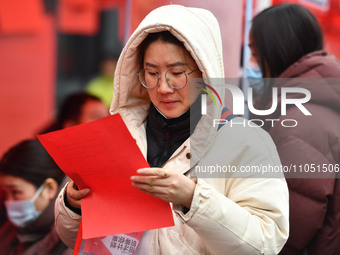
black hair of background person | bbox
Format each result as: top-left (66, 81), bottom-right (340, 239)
top-left (251, 4), bottom-right (323, 78)
top-left (0, 139), bottom-right (64, 188)
top-left (0, 192), bottom-right (6, 227)
top-left (40, 92), bottom-right (103, 133)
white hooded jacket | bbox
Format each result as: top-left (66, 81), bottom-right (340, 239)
top-left (55, 5), bottom-right (289, 254)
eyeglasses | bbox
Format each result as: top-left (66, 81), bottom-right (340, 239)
top-left (136, 68), bottom-right (198, 90)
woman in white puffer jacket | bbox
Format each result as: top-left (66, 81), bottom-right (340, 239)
top-left (55, 5), bottom-right (289, 254)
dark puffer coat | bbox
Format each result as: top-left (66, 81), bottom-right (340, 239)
top-left (261, 50), bottom-right (340, 255)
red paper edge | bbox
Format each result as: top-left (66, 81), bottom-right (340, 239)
top-left (73, 219), bottom-right (83, 255)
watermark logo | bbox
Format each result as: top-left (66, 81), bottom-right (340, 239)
top-left (197, 83), bottom-right (223, 106)
top-left (197, 82), bottom-right (222, 115)
top-left (197, 81), bottom-right (312, 127)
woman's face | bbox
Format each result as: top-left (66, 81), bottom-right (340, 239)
top-left (63, 99), bottom-right (109, 129)
top-left (143, 40), bottom-right (202, 118)
top-left (0, 175), bottom-right (50, 212)
top-left (248, 33), bottom-right (259, 65)
top-left (248, 31), bottom-right (270, 77)
top-left (78, 100), bottom-right (109, 124)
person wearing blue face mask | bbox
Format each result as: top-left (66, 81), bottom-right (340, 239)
top-left (245, 55), bottom-right (264, 98)
top-left (0, 139), bottom-right (72, 255)
top-left (250, 4), bottom-right (340, 255)
top-left (245, 56), bottom-right (262, 79)
top-left (5, 184), bottom-right (46, 228)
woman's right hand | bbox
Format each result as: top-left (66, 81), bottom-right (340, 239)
top-left (66, 179), bottom-right (91, 209)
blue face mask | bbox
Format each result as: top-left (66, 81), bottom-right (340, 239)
top-left (5, 184), bottom-right (45, 228)
top-left (245, 60), bottom-right (262, 79)
top-left (245, 67), bottom-right (262, 79)
top-left (245, 61), bottom-right (264, 97)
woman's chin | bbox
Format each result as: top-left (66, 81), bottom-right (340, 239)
top-left (160, 109), bottom-right (185, 119)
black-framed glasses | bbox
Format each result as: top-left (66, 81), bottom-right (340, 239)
top-left (136, 68), bottom-right (198, 90)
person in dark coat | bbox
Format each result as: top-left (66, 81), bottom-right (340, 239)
top-left (250, 4), bottom-right (340, 255)
top-left (0, 139), bottom-right (72, 255)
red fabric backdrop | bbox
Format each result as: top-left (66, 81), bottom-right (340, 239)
top-left (0, 10), bottom-right (56, 157)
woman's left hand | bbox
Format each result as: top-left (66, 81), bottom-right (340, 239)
top-left (130, 168), bottom-right (196, 209)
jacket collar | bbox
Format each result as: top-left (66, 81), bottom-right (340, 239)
top-left (279, 50), bottom-right (327, 78)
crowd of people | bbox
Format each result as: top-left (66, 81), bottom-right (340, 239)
top-left (0, 3), bottom-right (339, 255)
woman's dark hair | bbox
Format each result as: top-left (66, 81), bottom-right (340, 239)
top-left (41, 92), bottom-right (102, 133)
top-left (251, 4), bottom-right (323, 77)
top-left (138, 31), bottom-right (185, 68)
top-left (0, 139), bottom-right (64, 188)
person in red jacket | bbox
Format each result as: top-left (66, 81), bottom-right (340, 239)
top-left (249, 4), bottom-right (340, 255)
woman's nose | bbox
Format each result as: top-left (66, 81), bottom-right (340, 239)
top-left (157, 75), bottom-right (174, 93)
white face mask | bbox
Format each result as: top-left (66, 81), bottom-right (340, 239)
top-left (5, 184), bottom-right (45, 228)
